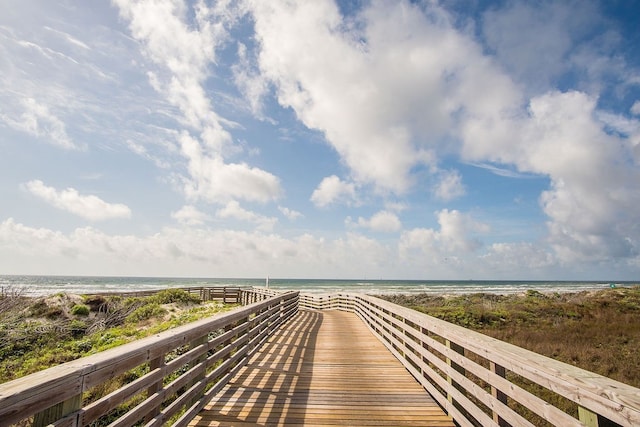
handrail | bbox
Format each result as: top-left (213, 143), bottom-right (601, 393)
top-left (3, 287), bottom-right (638, 427)
top-left (0, 290), bottom-right (299, 427)
top-left (299, 293), bottom-right (640, 427)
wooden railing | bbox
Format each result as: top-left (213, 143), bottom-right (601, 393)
top-left (297, 292), bottom-right (640, 427)
top-left (94, 286), bottom-right (244, 304)
top-left (2, 287), bottom-right (639, 427)
top-left (0, 290), bottom-right (298, 427)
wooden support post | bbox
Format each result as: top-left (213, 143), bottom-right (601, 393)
top-left (143, 356), bottom-right (165, 422)
top-left (445, 339), bottom-right (465, 404)
top-left (188, 335), bottom-right (208, 406)
top-left (33, 393), bottom-right (82, 427)
top-left (578, 406), bottom-right (599, 427)
top-left (491, 362), bottom-right (510, 427)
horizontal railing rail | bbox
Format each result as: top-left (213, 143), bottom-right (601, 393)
top-left (299, 293), bottom-right (640, 427)
top-left (0, 290), bottom-right (299, 427)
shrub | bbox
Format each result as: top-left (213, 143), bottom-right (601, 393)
top-left (150, 289), bottom-right (201, 305)
top-left (71, 304), bottom-right (90, 316)
top-left (126, 304), bottom-right (166, 323)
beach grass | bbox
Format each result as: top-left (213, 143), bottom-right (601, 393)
top-left (0, 288), bottom-right (236, 384)
top-left (378, 287), bottom-right (640, 389)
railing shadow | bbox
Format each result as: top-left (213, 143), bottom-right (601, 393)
top-left (197, 310), bottom-right (322, 426)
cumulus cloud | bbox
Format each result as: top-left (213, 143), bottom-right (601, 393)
top-left (483, 242), bottom-right (556, 271)
top-left (216, 200), bottom-right (277, 231)
top-left (171, 205), bottom-right (210, 226)
top-left (0, 219), bottom-right (391, 278)
top-left (399, 209), bottom-right (489, 259)
top-left (482, 1), bottom-right (598, 93)
top-left (632, 101), bottom-right (640, 116)
top-left (278, 206), bottom-right (303, 220)
top-left (310, 175), bottom-right (358, 207)
top-left (24, 180), bottom-right (131, 221)
top-left (353, 210), bottom-right (402, 233)
top-left (247, 0), bottom-right (481, 194)
top-left (179, 132), bottom-right (281, 203)
top-left (461, 90), bottom-right (640, 263)
top-left (1, 98), bottom-right (79, 150)
top-left (433, 170), bottom-right (465, 201)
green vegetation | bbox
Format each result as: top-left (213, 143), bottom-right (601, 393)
top-left (378, 287), bottom-right (640, 425)
top-left (70, 304), bottom-right (90, 316)
top-left (0, 289), bottom-right (235, 384)
top-left (379, 286), bottom-right (640, 388)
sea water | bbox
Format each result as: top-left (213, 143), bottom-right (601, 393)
top-left (0, 275), bottom-right (634, 296)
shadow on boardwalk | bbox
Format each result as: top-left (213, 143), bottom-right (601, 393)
top-left (190, 310), bottom-right (453, 426)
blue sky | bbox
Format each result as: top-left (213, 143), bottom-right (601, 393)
top-left (1, 0), bottom-right (639, 280)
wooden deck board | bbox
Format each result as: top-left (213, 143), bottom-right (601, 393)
top-left (190, 310), bottom-right (454, 427)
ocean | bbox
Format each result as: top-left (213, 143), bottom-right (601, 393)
top-left (0, 275), bottom-right (635, 297)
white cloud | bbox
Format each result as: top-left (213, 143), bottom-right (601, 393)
top-left (24, 180), bottom-right (131, 221)
top-left (433, 169), bottom-right (465, 201)
top-left (114, 0), bottom-right (282, 204)
top-left (399, 209), bottom-right (489, 259)
top-left (461, 90), bottom-right (640, 263)
top-left (355, 210), bottom-right (402, 233)
top-left (278, 206), bottom-right (303, 221)
top-left (310, 175), bottom-right (357, 207)
top-left (481, 243), bottom-right (557, 276)
top-left (0, 219), bottom-right (392, 278)
top-left (233, 42), bottom-right (270, 118)
top-left (481, 1), bottom-right (596, 93)
top-left (179, 132), bottom-right (282, 203)
top-left (44, 26), bottom-right (90, 50)
top-left (216, 201), bottom-right (277, 231)
top-left (631, 101), bottom-right (640, 116)
top-left (2, 98), bottom-right (80, 150)
top-left (171, 205), bottom-right (210, 226)
top-left (247, 0), bottom-right (486, 195)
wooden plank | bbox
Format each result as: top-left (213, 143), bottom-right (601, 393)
top-left (352, 294), bottom-right (640, 426)
top-left (189, 310), bottom-right (454, 427)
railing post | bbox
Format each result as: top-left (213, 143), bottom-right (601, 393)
top-left (491, 362), bottom-right (510, 427)
top-left (578, 406), bottom-right (599, 427)
top-left (188, 335), bottom-right (208, 407)
top-left (33, 393), bottom-right (82, 427)
top-left (144, 356), bottom-right (165, 422)
top-left (445, 339), bottom-right (465, 404)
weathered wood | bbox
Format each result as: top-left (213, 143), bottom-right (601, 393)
top-left (0, 290), bottom-right (299, 426)
top-left (579, 406), bottom-right (600, 427)
top-left (301, 293), bottom-right (640, 427)
top-left (2, 288), bottom-right (639, 427)
top-left (32, 392), bottom-right (82, 427)
top-left (189, 310), bottom-right (454, 427)
top-left (491, 362), bottom-right (510, 427)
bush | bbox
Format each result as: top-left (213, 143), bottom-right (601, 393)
top-left (151, 289), bottom-right (201, 305)
top-left (71, 304), bottom-right (90, 316)
top-left (126, 304), bottom-right (166, 323)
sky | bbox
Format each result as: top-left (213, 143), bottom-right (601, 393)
top-left (1, 0), bottom-right (639, 280)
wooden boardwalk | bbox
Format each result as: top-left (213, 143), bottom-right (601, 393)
top-left (190, 310), bottom-right (454, 426)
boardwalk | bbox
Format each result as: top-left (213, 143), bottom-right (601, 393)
top-left (190, 310), bottom-right (454, 427)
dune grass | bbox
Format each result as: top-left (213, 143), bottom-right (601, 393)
top-left (0, 288), bottom-right (235, 384)
top-left (378, 287), bottom-right (640, 388)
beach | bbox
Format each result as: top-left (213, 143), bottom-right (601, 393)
top-left (0, 275), bottom-right (631, 296)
